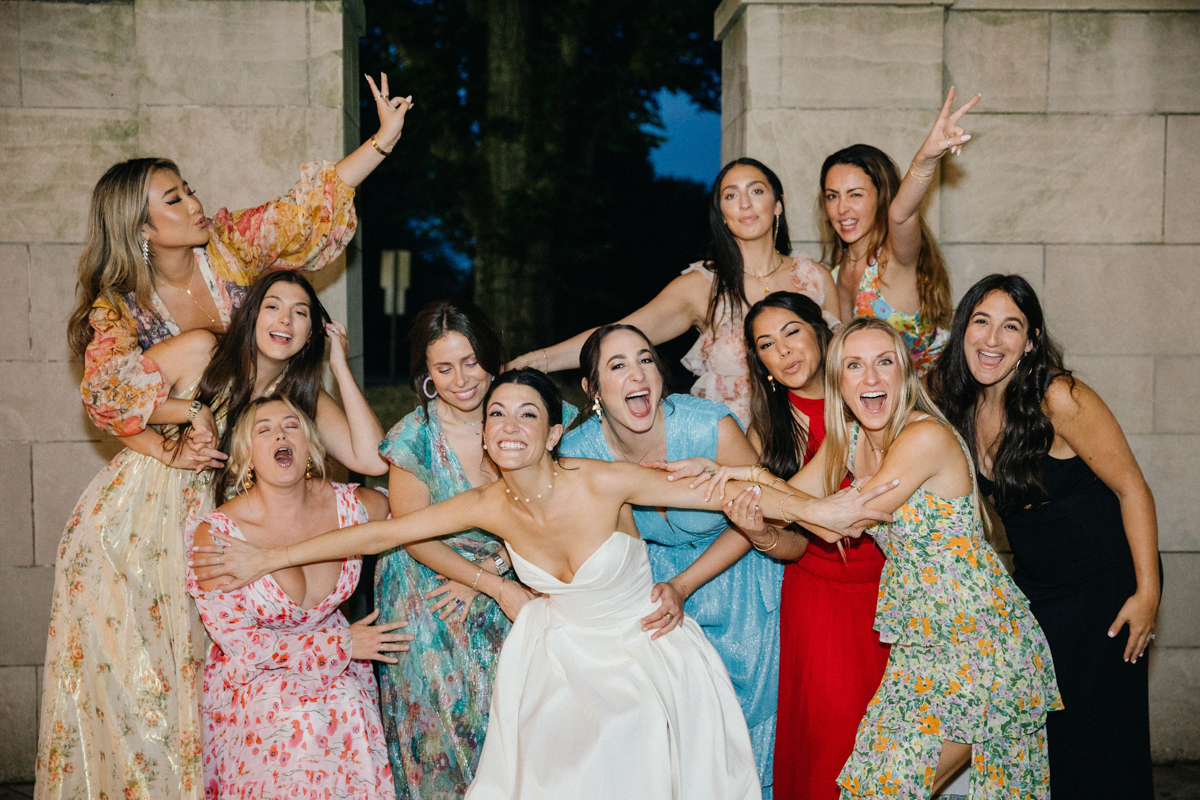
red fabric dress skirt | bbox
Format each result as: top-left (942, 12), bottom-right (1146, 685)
top-left (773, 394), bottom-right (891, 800)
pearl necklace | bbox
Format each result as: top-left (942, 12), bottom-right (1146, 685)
top-left (505, 468), bottom-right (559, 503)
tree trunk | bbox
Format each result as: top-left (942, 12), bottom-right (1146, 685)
top-left (473, 0), bottom-right (546, 354)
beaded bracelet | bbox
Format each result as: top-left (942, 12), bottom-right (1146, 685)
top-left (778, 492), bottom-right (797, 525)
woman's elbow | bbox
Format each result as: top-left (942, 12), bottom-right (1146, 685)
top-left (350, 454), bottom-right (389, 476)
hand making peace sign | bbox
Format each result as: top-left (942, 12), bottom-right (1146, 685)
top-left (365, 72), bottom-right (415, 151)
top-left (917, 86), bottom-right (981, 164)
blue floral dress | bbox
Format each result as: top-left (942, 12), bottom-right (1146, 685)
top-left (837, 420), bottom-right (1062, 800)
top-left (560, 394), bottom-right (781, 797)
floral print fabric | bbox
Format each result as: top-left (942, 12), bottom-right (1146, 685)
top-left (36, 432), bottom-right (213, 800)
top-left (186, 483), bottom-right (394, 800)
top-left (844, 256), bottom-right (947, 377)
top-left (837, 422), bottom-right (1062, 800)
top-left (81, 160), bottom-right (357, 436)
top-left (681, 256), bottom-right (840, 426)
top-left (375, 405), bottom-right (515, 798)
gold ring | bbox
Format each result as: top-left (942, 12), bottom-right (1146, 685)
top-left (664, 611), bottom-right (674, 621)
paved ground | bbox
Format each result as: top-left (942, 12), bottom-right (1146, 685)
top-left (4, 764), bottom-right (1200, 799)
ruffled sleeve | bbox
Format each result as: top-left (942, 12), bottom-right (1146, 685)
top-left (208, 160), bottom-right (357, 276)
top-left (379, 407), bottom-right (433, 485)
top-left (79, 298), bottom-right (169, 436)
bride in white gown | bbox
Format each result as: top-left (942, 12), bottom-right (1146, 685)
top-left (192, 369), bottom-right (893, 800)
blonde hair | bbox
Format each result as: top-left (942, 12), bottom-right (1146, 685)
top-left (225, 396), bottom-right (326, 498)
top-left (821, 317), bottom-right (958, 498)
top-left (68, 158), bottom-right (180, 361)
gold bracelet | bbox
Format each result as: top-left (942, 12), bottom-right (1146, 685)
top-left (371, 136), bottom-right (393, 157)
top-left (471, 566), bottom-right (485, 592)
top-left (498, 580), bottom-right (505, 603)
top-left (907, 161), bottom-right (934, 184)
top-left (284, 544), bottom-right (294, 567)
top-left (751, 527), bottom-right (779, 552)
top-left (751, 465), bottom-right (764, 483)
top-left (769, 476), bottom-right (786, 489)
top-left (541, 349), bottom-right (550, 371)
top-left (670, 578), bottom-right (690, 600)
top-left (778, 492), bottom-right (797, 525)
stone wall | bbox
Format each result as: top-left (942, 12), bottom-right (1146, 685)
top-left (717, 0), bottom-right (1200, 761)
top-left (0, 0), bottom-right (364, 780)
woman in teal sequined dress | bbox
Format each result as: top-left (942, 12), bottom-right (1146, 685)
top-left (559, 324), bottom-right (779, 796)
top-left (376, 303), bottom-right (549, 798)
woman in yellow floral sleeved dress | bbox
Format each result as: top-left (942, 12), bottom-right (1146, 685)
top-left (35, 76), bottom-right (412, 800)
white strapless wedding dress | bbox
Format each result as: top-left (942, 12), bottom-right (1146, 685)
top-left (464, 532), bottom-right (761, 800)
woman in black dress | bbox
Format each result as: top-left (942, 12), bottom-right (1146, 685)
top-left (929, 274), bottom-right (1159, 799)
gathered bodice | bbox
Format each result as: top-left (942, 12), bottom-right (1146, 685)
top-left (507, 533), bottom-right (655, 628)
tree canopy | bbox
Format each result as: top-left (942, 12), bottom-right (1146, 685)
top-left (358, 0), bottom-right (722, 374)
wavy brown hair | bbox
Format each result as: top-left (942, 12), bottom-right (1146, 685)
top-left (69, 157), bottom-right (180, 360)
top-left (817, 144), bottom-right (951, 327)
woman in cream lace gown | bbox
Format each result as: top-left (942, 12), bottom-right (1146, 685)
top-left (192, 368), bottom-right (893, 800)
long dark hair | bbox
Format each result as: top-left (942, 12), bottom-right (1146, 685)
top-left (817, 144), bottom-right (951, 327)
top-left (574, 323), bottom-right (673, 428)
top-left (929, 274), bottom-right (1073, 514)
top-left (483, 368), bottom-right (567, 460)
top-left (408, 301), bottom-right (505, 414)
top-left (189, 271), bottom-right (330, 499)
top-left (704, 158), bottom-right (791, 330)
top-left (744, 292), bottom-right (833, 479)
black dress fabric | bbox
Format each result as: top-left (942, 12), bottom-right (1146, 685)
top-left (979, 454), bottom-right (1155, 800)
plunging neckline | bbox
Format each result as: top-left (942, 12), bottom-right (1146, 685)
top-left (214, 489), bottom-right (358, 613)
top-left (149, 247), bottom-right (230, 337)
top-left (506, 531), bottom-right (632, 586)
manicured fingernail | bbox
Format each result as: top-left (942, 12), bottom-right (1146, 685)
top-left (961, 134), bottom-right (971, 142)
top-left (1108, 630), bottom-right (1116, 637)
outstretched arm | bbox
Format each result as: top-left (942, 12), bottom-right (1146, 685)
top-left (508, 270), bottom-right (709, 371)
top-left (192, 487), bottom-right (490, 591)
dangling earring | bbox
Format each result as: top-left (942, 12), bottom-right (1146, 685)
top-left (592, 395), bottom-right (603, 419)
top-left (768, 374), bottom-right (778, 393)
top-left (423, 377), bottom-right (438, 399)
top-left (243, 466), bottom-right (255, 490)
top-left (304, 458), bottom-right (315, 480)
top-left (141, 238), bottom-right (150, 267)
top-left (772, 214), bottom-right (779, 247)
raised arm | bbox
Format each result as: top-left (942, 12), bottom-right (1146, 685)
top-left (509, 269), bottom-right (710, 371)
top-left (889, 88), bottom-right (979, 268)
top-left (314, 321), bottom-right (388, 475)
top-left (334, 73), bottom-right (414, 188)
top-left (1048, 377), bottom-right (1159, 663)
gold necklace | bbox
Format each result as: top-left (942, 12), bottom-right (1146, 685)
top-left (746, 253), bottom-right (786, 293)
top-left (159, 262), bottom-right (219, 325)
top-left (611, 428), bottom-right (660, 464)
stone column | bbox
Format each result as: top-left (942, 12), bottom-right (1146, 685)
top-left (718, 0), bottom-right (1200, 761)
top-left (0, 0), bottom-right (365, 780)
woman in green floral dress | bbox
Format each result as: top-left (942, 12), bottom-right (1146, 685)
top-left (700, 316), bottom-right (1061, 799)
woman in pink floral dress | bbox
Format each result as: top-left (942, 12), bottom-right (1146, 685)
top-left (188, 397), bottom-right (406, 799)
top-left (36, 75), bottom-right (409, 800)
top-left (508, 158), bottom-right (840, 425)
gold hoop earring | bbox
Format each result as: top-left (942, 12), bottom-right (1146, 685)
top-left (243, 466), bottom-right (255, 490)
top-left (304, 458), bottom-right (315, 480)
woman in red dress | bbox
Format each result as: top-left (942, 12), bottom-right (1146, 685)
top-left (745, 292), bottom-right (890, 800)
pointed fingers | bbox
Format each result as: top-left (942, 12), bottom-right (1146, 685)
top-left (949, 93), bottom-right (982, 125)
top-left (938, 86), bottom-right (956, 120)
top-left (380, 73), bottom-right (389, 97)
top-left (364, 74), bottom-right (380, 99)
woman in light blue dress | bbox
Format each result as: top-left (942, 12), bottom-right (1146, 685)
top-left (559, 323), bottom-right (780, 796)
